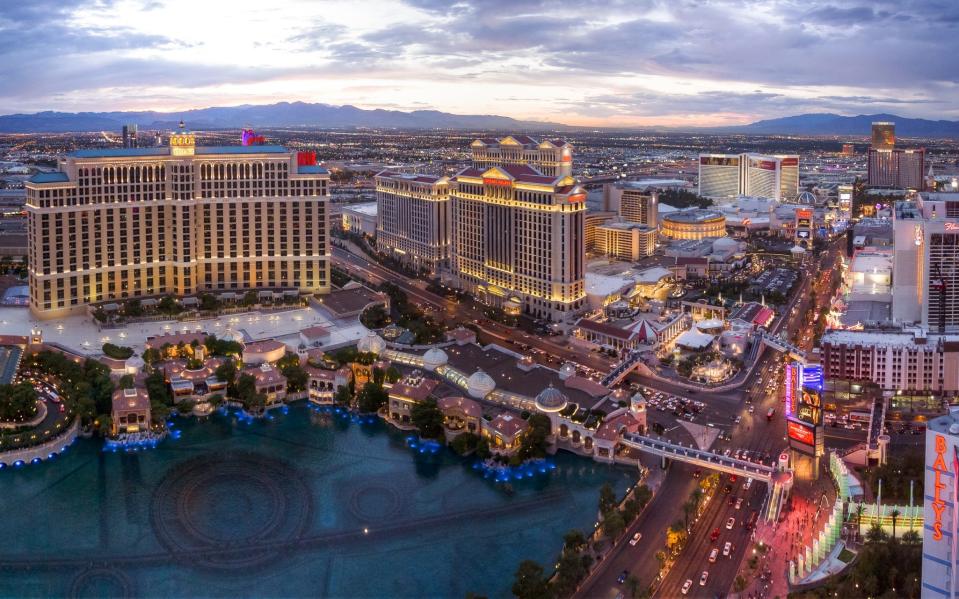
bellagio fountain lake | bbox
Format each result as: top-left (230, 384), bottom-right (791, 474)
top-left (0, 403), bottom-right (635, 598)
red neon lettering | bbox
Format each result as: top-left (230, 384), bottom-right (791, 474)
top-left (933, 434), bottom-right (949, 541)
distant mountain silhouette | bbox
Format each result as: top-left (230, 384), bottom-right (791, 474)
top-left (704, 113), bottom-right (959, 138)
top-left (0, 102), bottom-right (567, 133)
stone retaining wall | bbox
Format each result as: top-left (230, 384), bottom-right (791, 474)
top-left (0, 417), bottom-right (79, 466)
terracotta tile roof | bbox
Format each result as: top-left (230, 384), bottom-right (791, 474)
top-left (112, 387), bottom-right (150, 412)
top-left (437, 395), bottom-right (482, 419)
top-left (487, 413), bottom-right (529, 438)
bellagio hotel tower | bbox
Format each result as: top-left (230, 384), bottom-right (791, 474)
top-left (25, 129), bottom-right (331, 319)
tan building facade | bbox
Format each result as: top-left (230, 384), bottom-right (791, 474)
top-left (26, 133), bottom-right (331, 319)
top-left (375, 172), bottom-right (451, 271)
top-left (450, 136), bottom-right (586, 322)
top-left (594, 221), bottom-right (657, 260)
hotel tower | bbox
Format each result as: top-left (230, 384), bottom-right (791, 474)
top-left (374, 172), bottom-right (451, 272)
top-left (450, 135), bottom-right (586, 322)
top-left (26, 129), bottom-right (331, 319)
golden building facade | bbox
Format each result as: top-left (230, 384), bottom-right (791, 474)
top-left (26, 133), bottom-right (330, 319)
top-left (450, 152), bottom-right (586, 322)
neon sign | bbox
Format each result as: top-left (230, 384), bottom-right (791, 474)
top-left (483, 178), bottom-right (512, 187)
top-left (787, 420), bottom-right (814, 446)
top-left (784, 363), bottom-right (794, 417)
top-left (932, 434), bottom-right (948, 540)
top-left (945, 222), bottom-right (959, 231)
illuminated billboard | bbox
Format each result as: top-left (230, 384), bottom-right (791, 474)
top-left (786, 361), bottom-right (824, 457)
top-left (788, 420), bottom-right (815, 446)
top-left (700, 156), bottom-right (739, 166)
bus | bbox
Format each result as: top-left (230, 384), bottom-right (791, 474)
top-left (766, 408), bottom-right (775, 421)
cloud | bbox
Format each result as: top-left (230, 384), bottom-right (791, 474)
top-left (0, 0), bottom-right (958, 125)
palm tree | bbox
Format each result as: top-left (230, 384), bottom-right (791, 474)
top-left (855, 503), bottom-right (866, 541)
top-left (891, 509), bottom-right (901, 540)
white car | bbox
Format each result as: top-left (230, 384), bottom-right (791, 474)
top-left (735, 497), bottom-right (743, 510)
top-left (726, 517), bottom-right (735, 530)
top-left (723, 541), bottom-right (732, 556)
top-left (734, 416), bottom-right (742, 424)
top-left (630, 532), bottom-right (642, 546)
top-left (682, 579), bottom-right (693, 595)
top-left (748, 405), bottom-right (755, 413)
top-left (700, 571), bottom-right (709, 586)
top-left (708, 548), bottom-right (719, 563)
top-left (744, 478), bottom-right (753, 491)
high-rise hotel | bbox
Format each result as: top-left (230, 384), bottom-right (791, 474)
top-left (374, 172), bottom-right (451, 272)
top-left (450, 136), bottom-right (586, 321)
top-left (698, 153), bottom-right (799, 201)
top-left (26, 129), bottom-right (331, 319)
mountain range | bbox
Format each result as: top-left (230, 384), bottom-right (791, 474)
top-left (0, 102), bottom-right (564, 133)
top-left (706, 113), bottom-right (959, 138)
top-left (0, 102), bottom-right (957, 138)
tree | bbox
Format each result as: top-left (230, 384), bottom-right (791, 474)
top-left (511, 560), bottom-right (550, 599)
top-left (0, 382), bottom-right (38, 421)
top-left (518, 412), bottom-right (552, 460)
top-left (215, 360), bottom-right (238, 389)
top-left (451, 432), bottom-right (481, 455)
top-left (891, 508), bottom-right (901, 540)
top-left (360, 304), bottom-right (389, 329)
top-left (733, 575), bottom-right (748, 593)
top-left (562, 529), bottom-right (587, 555)
top-left (855, 503), bottom-right (866, 541)
top-left (666, 520), bottom-right (687, 553)
top-left (633, 484), bottom-right (652, 510)
top-left (334, 385), bottom-right (352, 407)
top-left (123, 298), bottom-right (143, 317)
top-left (157, 296), bottom-right (180, 315)
top-left (282, 364), bottom-right (308, 393)
top-left (654, 550), bottom-right (667, 570)
top-left (118, 374), bottom-right (135, 390)
top-left (142, 348), bottom-right (162, 365)
top-left (102, 343), bottom-right (134, 360)
top-left (198, 293), bottom-right (220, 312)
top-left (385, 366), bottom-right (401, 384)
top-left (625, 575), bottom-right (647, 599)
top-left (603, 509), bottom-right (626, 540)
top-left (866, 523), bottom-right (887, 543)
top-left (356, 381), bottom-right (388, 414)
top-left (598, 482), bottom-right (618, 517)
top-left (553, 550), bottom-right (592, 597)
top-left (901, 529), bottom-right (921, 545)
top-left (144, 369), bottom-right (172, 407)
top-left (410, 399), bottom-right (445, 439)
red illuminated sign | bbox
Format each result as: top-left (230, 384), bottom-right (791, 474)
top-left (787, 420), bottom-right (815, 446)
top-left (568, 193), bottom-right (586, 203)
top-left (483, 178), bottom-right (512, 187)
top-left (297, 151), bottom-right (317, 166)
top-left (780, 157), bottom-right (798, 166)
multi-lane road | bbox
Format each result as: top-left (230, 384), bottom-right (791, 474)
top-left (333, 238), bottom-right (850, 599)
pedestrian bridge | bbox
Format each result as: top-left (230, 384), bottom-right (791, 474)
top-left (620, 432), bottom-right (777, 485)
top-left (758, 330), bottom-right (806, 361)
top-left (599, 349), bottom-right (645, 387)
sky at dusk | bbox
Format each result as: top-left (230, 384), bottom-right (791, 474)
top-left (2, 0), bottom-right (958, 127)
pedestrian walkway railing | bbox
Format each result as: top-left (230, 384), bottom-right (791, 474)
top-left (620, 433), bottom-right (776, 483)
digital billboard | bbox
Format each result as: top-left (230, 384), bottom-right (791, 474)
top-left (788, 420), bottom-right (816, 447)
top-left (786, 361), bottom-right (824, 457)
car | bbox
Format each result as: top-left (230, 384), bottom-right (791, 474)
top-left (708, 548), bottom-right (719, 563)
top-left (681, 579), bottom-right (693, 595)
top-left (630, 532), bottom-right (643, 546)
top-left (700, 571), bottom-right (709, 586)
top-left (693, 469), bottom-right (701, 479)
top-left (734, 416), bottom-right (742, 424)
top-left (735, 497), bottom-right (743, 510)
top-left (617, 570), bottom-right (629, 584)
top-left (58, 403), bottom-right (65, 413)
top-left (726, 517), bottom-right (736, 530)
top-left (729, 474), bottom-right (737, 483)
top-left (723, 485), bottom-right (732, 494)
top-left (710, 527), bottom-right (720, 541)
top-left (748, 405), bottom-right (755, 413)
top-left (723, 541), bottom-right (732, 556)
top-left (744, 478), bottom-right (753, 491)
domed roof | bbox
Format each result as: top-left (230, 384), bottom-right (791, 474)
top-left (535, 384), bottom-right (568, 412)
top-left (227, 329), bottom-right (246, 343)
top-left (558, 362), bottom-right (577, 380)
top-left (125, 355), bottom-right (145, 369)
top-left (422, 347), bottom-right (449, 370)
top-left (466, 370), bottom-right (496, 399)
top-left (357, 331), bottom-right (386, 354)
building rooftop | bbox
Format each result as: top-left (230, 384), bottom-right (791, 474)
top-left (28, 172), bottom-right (70, 184)
top-left (343, 202), bottom-right (378, 216)
top-left (112, 387), bottom-right (150, 412)
top-left (663, 209), bottom-right (725, 224)
top-left (297, 164), bottom-right (329, 175)
top-left (68, 145), bottom-right (290, 159)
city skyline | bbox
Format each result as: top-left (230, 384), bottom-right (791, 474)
top-left (4, 0), bottom-right (958, 127)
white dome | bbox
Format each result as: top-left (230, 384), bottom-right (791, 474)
top-left (124, 355), bottom-right (145, 370)
top-left (712, 237), bottom-right (738, 251)
top-left (558, 362), bottom-right (577, 381)
top-left (535, 384), bottom-right (568, 412)
top-left (466, 370), bottom-right (496, 399)
top-left (357, 331), bottom-right (386, 355)
top-left (227, 329), bottom-right (245, 343)
top-left (422, 348), bottom-right (449, 371)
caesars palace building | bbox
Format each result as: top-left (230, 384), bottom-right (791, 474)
top-left (25, 130), bottom-right (331, 319)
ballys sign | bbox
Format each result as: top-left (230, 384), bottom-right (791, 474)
top-left (930, 434), bottom-right (958, 541)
